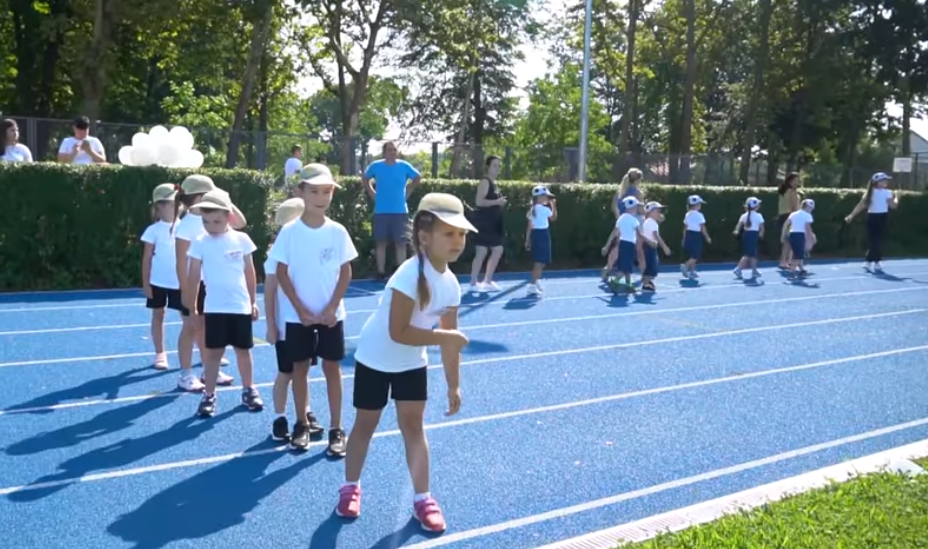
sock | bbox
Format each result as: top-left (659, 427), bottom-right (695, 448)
top-left (277, 414), bottom-right (286, 420)
top-left (414, 492), bottom-right (431, 503)
top-left (344, 481), bottom-right (359, 488)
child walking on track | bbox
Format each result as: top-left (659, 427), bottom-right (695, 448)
top-left (681, 195), bottom-right (712, 279)
top-left (336, 192), bottom-right (473, 533)
top-left (640, 201), bottom-right (670, 291)
top-left (525, 185), bottom-right (557, 296)
top-left (844, 172), bottom-right (899, 273)
top-left (732, 197), bottom-right (765, 280)
top-left (782, 199), bottom-right (817, 279)
top-left (173, 175), bottom-right (247, 392)
top-left (271, 164), bottom-right (357, 455)
top-left (141, 183), bottom-right (184, 370)
top-left (603, 196), bottom-right (642, 293)
top-left (264, 197), bottom-right (324, 442)
top-left (183, 190), bottom-right (264, 417)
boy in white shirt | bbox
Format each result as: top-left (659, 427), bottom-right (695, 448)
top-left (640, 201), bottom-right (671, 291)
top-left (602, 196), bottom-right (642, 293)
top-left (525, 185), bottom-right (557, 296)
top-left (184, 191), bottom-right (263, 417)
top-left (782, 199), bottom-right (817, 279)
top-left (681, 195), bottom-right (712, 279)
top-left (271, 163), bottom-right (358, 456)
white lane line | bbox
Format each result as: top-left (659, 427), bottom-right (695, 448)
top-left (0, 285), bottom-right (925, 368)
top-left (2, 271), bottom-right (926, 337)
top-left (1, 264), bottom-right (924, 315)
top-left (1, 310), bottom-right (925, 415)
top-left (402, 414), bottom-right (928, 549)
top-left (2, 344), bottom-right (926, 494)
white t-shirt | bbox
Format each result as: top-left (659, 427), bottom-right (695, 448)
top-left (739, 211), bottom-right (764, 231)
top-left (140, 221), bottom-right (179, 289)
top-left (268, 218), bottom-right (359, 323)
top-left (641, 218), bottom-right (660, 243)
top-left (263, 255), bottom-right (287, 337)
top-left (788, 210), bottom-right (814, 233)
top-left (187, 230), bottom-right (257, 314)
top-left (1, 144), bottom-right (33, 162)
top-left (354, 255), bottom-right (462, 373)
top-left (58, 136), bottom-right (106, 165)
top-left (284, 157), bottom-right (302, 178)
top-left (529, 204), bottom-right (553, 230)
top-left (616, 213), bottom-right (641, 243)
top-left (868, 188), bottom-right (893, 214)
top-left (175, 213), bottom-right (208, 280)
top-left (684, 210), bottom-right (706, 231)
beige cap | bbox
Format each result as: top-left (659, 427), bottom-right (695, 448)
top-left (180, 174), bottom-right (217, 195)
top-left (189, 189), bottom-right (247, 226)
top-left (298, 163), bottom-right (341, 187)
top-left (417, 193), bottom-right (477, 232)
top-left (275, 197), bottom-right (305, 226)
top-left (152, 183), bottom-right (178, 203)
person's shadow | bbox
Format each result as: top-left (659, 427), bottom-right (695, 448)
top-left (108, 442), bottom-right (325, 549)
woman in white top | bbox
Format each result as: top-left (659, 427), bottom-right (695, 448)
top-left (844, 172), bottom-right (899, 273)
top-left (1, 119), bottom-right (33, 163)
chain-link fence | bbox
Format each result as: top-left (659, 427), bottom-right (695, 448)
top-left (6, 116), bottom-right (926, 189)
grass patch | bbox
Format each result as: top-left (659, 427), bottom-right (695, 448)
top-left (618, 468), bottom-right (928, 548)
top-left (914, 456), bottom-right (928, 470)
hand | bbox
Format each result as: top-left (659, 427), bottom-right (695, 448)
top-left (321, 306), bottom-right (338, 327)
top-left (844, 215), bottom-right (853, 224)
top-left (705, 236), bottom-right (712, 245)
top-left (440, 329), bottom-right (469, 352)
top-left (649, 240), bottom-right (659, 248)
top-left (142, 285), bottom-right (153, 299)
top-left (446, 387), bottom-right (462, 416)
top-left (80, 141), bottom-right (92, 152)
top-left (498, 196), bottom-right (508, 206)
top-left (297, 306), bottom-right (315, 326)
top-left (525, 240), bottom-right (531, 251)
top-left (732, 230), bottom-right (739, 236)
top-left (662, 245), bottom-right (671, 256)
top-left (266, 325), bottom-right (278, 344)
top-left (251, 303), bottom-right (259, 321)
top-left (601, 245), bottom-right (609, 256)
top-left (71, 143), bottom-right (80, 154)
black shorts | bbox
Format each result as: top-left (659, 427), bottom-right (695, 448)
top-left (146, 286), bottom-right (183, 311)
top-left (180, 281), bottom-right (206, 317)
top-left (353, 361), bottom-right (428, 410)
top-left (285, 321), bottom-right (345, 363)
top-left (204, 313), bottom-right (254, 350)
top-left (274, 340), bottom-right (317, 374)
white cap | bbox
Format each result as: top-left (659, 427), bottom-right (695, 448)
top-left (532, 185), bottom-right (554, 197)
top-left (871, 172), bottom-right (892, 183)
top-left (645, 201), bottom-right (665, 213)
top-left (687, 195), bottom-right (706, 206)
top-left (622, 196), bottom-right (640, 210)
top-left (417, 193), bottom-right (478, 232)
top-left (802, 198), bottom-right (815, 211)
top-left (745, 196), bottom-right (761, 208)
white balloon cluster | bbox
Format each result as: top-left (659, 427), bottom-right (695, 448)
top-left (118, 125), bottom-right (205, 168)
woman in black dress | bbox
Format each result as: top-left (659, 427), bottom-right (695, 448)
top-left (468, 155), bottom-right (508, 292)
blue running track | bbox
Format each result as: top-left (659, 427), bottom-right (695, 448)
top-left (1, 259), bottom-right (927, 549)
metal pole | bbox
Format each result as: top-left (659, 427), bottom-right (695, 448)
top-left (577, 0), bottom-right (593, 182)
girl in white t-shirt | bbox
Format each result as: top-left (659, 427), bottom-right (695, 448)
top-left (782, 199), bottom-right (817, 279)
top-left (602, 196), bottom-right (642, 293)
top-left (1, 119), bottom-right (33, 163)
top-left (732, 196), bottom-right (765, 280)
top-left (263, 198), bottom-right (325, 442)
top-left (681, 195), bottom-right (712, 279)
top-left (140, 183), bottom-right (183, 370)
top-left (525, 185), bottom-right (557, 296)
top-left (640, 201), bottom-right (671, 291)
top-left (336, 193), bottom-right (474, 533)
top-left (172, 175), bottom-right (248, 392)
top-left (844, 172), bottom-right (899, 273)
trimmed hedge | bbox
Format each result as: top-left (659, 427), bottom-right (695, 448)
top-left (1, 163), bottom-right (926, 291)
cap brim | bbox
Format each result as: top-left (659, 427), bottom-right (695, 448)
top-left (190, 202), bottom-right (232, 212)
top-left (300, 175), bottom-right (341, 188)
top-left (433, 211), bottom-right (478, 233)
top-left (155, 192), bottom-right (178, 202)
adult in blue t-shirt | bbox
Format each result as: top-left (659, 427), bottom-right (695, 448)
top-left (362, 141), bottom-right (421, 278)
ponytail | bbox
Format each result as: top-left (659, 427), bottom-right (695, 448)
top-left (745, 205), bottom-right (753, 230)
top-left (170, 189), bottom-right (202, 234)
top-left (410, 211), bottom-right (434, 310)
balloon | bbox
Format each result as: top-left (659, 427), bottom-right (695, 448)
top-left (131, 132), bottom-right (150, 148)
top-left (149, 125), bottom-right (170, 144)
top-left (118, 146), bottom-right (134, 165)
top-left (169, 126), bottom-right (195, 151)
top-left (131, 146), bottom-right (156, 167)
top-left (185, 149), bottom-right (204, 169)
top-left (157, 143), bottom-right (182, 167)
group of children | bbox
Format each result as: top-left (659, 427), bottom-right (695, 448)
top-left (140, 164), bottom-right (473, 532)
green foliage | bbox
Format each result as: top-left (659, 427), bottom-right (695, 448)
top-left (2, 163), bottom-right (925, 291)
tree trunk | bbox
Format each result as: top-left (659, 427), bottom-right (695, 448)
top-left (225, 1), bottom-right (275, 169)
top-left (738, 0), bottom-right (772, 185)
top-left (471, 69), bottom-right (487, 177)
top-left (82, 0), bottom-right (115, 125)
top-left (450, 70), bottom-right (476, 178)
top-left (678, 0), bottom-right (697, 184)
top-left (901, 75), bottom-right (912, 156)
top-left (618, 0), bottom-right (638, 159)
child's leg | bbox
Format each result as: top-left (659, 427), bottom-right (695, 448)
top-left (606, 244), bottom-right (618, 271)
top-left (273, 373), bottom-right (291, 415)
top-left (531, 262), bottom-right (544, 284)
top-left (323, 360), bottom-right (343, 430)
top-left (176, 313), bottom-right (204, 391)
top-left (483, 246), bottom-right (504, 284)
top-left (396, 400), bottom-right (430, 495)
top-left (345, 408), bottom-right (382, 483)
top-left (291, 361), bottom-right (312, 423)
top-left (233, 347), bottom-right (254, 388)
top-left (150, 307), bottom-right (166, 354)
top-left (201, 347), bottom-right (224, 394)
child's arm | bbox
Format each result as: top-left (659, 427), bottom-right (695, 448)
top-left (141, 243), bottom-right (154, 298)
top-left (525, 210), bottom-right (534, 250)
top-left (758, 221), bottom-right (765, 239)
top-left (264, 274), bottom-right (279, 343)
top-left (439, 307), bottom-right (463, 416)
top-left (388, 291), bottom-right (466, 347)
top-left (276, 263), bottom-right (314, 325)
top-left (657, 233), bottom-right (671, 255)
top-left (175, 238), bottom-right (191, 295)
top-left (183, 259), bottom-right (202, 313)
top-left (732, 219), bottom-right (743, 235)
top-left (548, 199), bottom-right (558, 222)
top-left (244, 254), bottom-right (258, 319)
top-left (322, 262), bottom-right (352, 326)
top-left (701, 223), bottom-right (712, 244)
top-left (889, 191), bottom-right (899, 209)
top-left (602, 227), bottom-right (618, 255)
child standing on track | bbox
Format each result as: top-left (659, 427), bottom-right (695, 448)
top-left (603, 196), bottom-right (641, 293)
top-left (844, 172), bottom-right (899, 274)
top-left (183, 190), bottom-right (264, 417)
top-left (681, 195), bottom-right (712, 279)
top-left (141, 183), bottom-right (184, 370)
top-left (173, 175), bottom-right (247, 392)
top-left (335, 192), bottom-right (472, 533)
top-left (640, 201), bottom-right (670, 291)
top-left (264, 197), bottom-right (325, 442)
top-left (271, 164), bottom-right (357, 455)
top-left (732, 197), bottom-right (765, 280)
top-left (525, 185), bottom-right (557, 296)
top-left (782, 199), bottom-right (816, 279)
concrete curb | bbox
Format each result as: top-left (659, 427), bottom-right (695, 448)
top-left (532, 438), bottom-right (928, 549)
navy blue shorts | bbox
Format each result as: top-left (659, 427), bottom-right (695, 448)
top-left (531, 229), bottom-right (551, 264)
top-left (741, 230), bottom-right (760, 258)
top-left (617, 240), bottom-right (637, 273)
top-left (683, 230), bottom-right (703, 260)
top-left (643, 244), bottom-right (659, 277)
top-left (788, 232), bottom-right (806, 258)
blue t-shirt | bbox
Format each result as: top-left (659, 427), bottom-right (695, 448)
top-left (364, 159), bottom-right (420, 214)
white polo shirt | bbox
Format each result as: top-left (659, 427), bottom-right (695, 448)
top-left (641, 218), bottom-right (660, 243)
top-left (868, 188), bottom-right (893, 214)
top-left (175, 213), bottom-right (207, 280)
top-left (140, 221), bottom-right (179, 289)
top-left (739, 211), bottom-right (764, 231)
top-left (788, 210), bottom-right (814, 233)
top-left (684, 210), bottom-right (706, 231)
top-left (187, 230), bottom-right (257, 314)
top-left (617, 213), bottom-right (640, 243)
top-left (354, 255), bottom-right (462, 373)
top-left (529, 204), bottom-right (553, 230)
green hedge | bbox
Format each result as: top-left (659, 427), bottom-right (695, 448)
top-left (1, 163), bottom-right (926, 291)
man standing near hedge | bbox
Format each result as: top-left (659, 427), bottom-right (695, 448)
top-left (362, 141), bottom-right (421, 279)
top-left (57, 116), bottom-right (107, 164)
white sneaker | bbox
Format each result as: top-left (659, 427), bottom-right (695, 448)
top-left (178, 372), bottom-right (205, 392)
top-left (527, 283), bottom-right (542, 296)
top-left (874, 262), bottom-right (884, 273)
top-left (468, 283), bottom-right (485, 293)
top-left (220, 357), bottom-right (230, 367)
top-left (483, 281), bottom-right (501, 292)
top-left (202, 371), bottom-right (235, 386)
top-left (153, 353), bottom-right (170, 370)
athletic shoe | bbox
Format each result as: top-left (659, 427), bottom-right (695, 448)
top-left (241, 387), bottom-right (264, 411)
top-left (197, 393), bottom-right (217, 417)
top-left (335, 485), bottom-right (361, 518)
top-left (271, 416), bottom-right (289, 441)
top-left (413, 497), bottom-right (447, 532)
top-left (290, 422), bottom-right (310, 451)
top-left (327, 428), bottom-right (347, 458)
